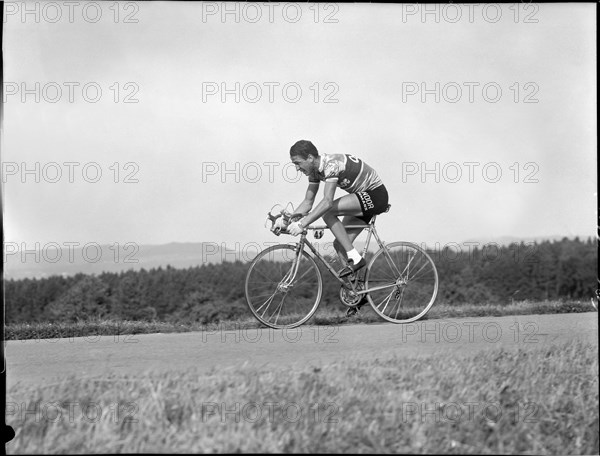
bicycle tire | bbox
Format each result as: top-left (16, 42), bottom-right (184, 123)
top-left (245, 244), bottom-right (323, 329)
top-left (365, 241), bottom-right (438, 323)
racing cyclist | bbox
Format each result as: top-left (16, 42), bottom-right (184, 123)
top-left (285, 140), bottom-right (389, 312)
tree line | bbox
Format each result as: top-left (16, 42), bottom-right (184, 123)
top-left (4, 237), bottom-right (597, 324)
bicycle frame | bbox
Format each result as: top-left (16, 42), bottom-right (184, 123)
top-left (284, 217), bottom-right (402, 296)
top-left (248, 206), bottom-right (439, 327)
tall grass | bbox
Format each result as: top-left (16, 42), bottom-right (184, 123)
top-left (6, 339), bottom-right (598, 454)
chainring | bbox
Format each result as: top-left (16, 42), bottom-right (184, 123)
top-left (339, 282), bottom-right (365, 307)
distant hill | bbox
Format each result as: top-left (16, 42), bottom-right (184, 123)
top-left (4, 235), bottom-right (593, 280)
top-left (3, 242), bottom-right (236, 280)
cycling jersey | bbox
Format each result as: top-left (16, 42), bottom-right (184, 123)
top-left (308, 154), bottom-right (383, 193)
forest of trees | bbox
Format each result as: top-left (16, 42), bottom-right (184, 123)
top-left (4, 237), bottom-right (597, 325)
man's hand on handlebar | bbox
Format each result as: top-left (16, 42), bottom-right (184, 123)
top-left (287, 220), bottom-right (304, 236)
top-left (273, 216), bottom-right (286, 231)
top-left (266, 204), bottom-right (308, 236)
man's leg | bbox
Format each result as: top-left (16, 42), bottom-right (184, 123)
top-left (332, 216), bottom-right (367, 265)
top-left (322, 194), bottom-right (362, 247)
top-left (322, 194), bottom-right (367, 269)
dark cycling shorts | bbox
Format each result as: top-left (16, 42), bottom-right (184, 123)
top-left (354, 185), bottom-right (389, 224)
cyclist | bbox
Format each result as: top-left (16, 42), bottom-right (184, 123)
top-left (285, 139), bottom-right (389, 290)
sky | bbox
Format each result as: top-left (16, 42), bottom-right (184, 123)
top-left (1, 2), bottom-right (597, 254)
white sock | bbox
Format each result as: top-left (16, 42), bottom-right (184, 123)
top-left (346, 249), bottom-right (362, 264)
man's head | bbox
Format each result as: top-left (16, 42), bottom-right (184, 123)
top-left (290, 140), bottom-right (319, 177)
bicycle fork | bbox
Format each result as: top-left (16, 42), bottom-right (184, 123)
top-left (260, 241), bottom-right (306, 323)
top-left (277, 238), bottom-right (306, 291)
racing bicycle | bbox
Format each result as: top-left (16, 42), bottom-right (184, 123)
top-left (244, 204), bottom-right (438, 329)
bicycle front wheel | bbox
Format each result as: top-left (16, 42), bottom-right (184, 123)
top-left (245, 245), bottom-right (323, 329)
top-left (365, 242), bottom-right (438, 323)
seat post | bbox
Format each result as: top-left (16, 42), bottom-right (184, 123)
top-left (370, 204), bottom-right (390, 226)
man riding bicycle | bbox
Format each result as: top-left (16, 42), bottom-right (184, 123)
top-left (285, 140), bottom-right (390, 282)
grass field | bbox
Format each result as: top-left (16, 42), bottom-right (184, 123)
top-left (5, 338), bottom-right (598, 454)
top-left (5, 299), bottom-right (596, 341)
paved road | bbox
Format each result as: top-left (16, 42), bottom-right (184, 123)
top-left (5, 313), bottom-right (598, 391)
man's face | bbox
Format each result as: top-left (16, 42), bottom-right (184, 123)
top-left (291, 154), bottom-right (316, 177)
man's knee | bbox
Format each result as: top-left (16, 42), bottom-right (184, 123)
top-left (322, 210), bottom-right (339, 225)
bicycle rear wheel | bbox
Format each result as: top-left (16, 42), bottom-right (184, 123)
top-left (365, 242), bottom-right (438, 323)
top-left (245, 245), bottom-right (322, 329)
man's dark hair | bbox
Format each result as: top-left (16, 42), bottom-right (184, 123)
top-left (290, 140), bottom-right (319, 159)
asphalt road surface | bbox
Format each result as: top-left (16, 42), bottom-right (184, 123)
top-left (5, 312), bottom-right (598, 391)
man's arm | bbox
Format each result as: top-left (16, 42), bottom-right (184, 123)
top-left (301, 181), bottom-right (337, 226)
top-left (295, 182), bottom-right (320, 216)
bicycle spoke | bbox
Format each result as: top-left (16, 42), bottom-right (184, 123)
top-left (406, 257), bottom-right (427, 280)
top-left (245, 246), bottom-right (322, 329)
top-left (398, 252), bottom-right (415, 280)
top-left (394, 287), bottom-right (407, 319)
top-left (382, 250), bottom-right (402, 277)
top-left (268, 292), bottom-right (287, 324)
top-left (292, 266), bottom-right (314, 284)
top-left (256, 292), bottom-right (278, 317)
top-left (409, 260), bottom-right (434, 282)
top-left (376, 289), bottom-right (395, 314)
top-left (249, 291), bottom-right (282, 300)
top-left (366, 242), bottom-right (438, 323)
top-left (254, 267), bottom-right (274, 283)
